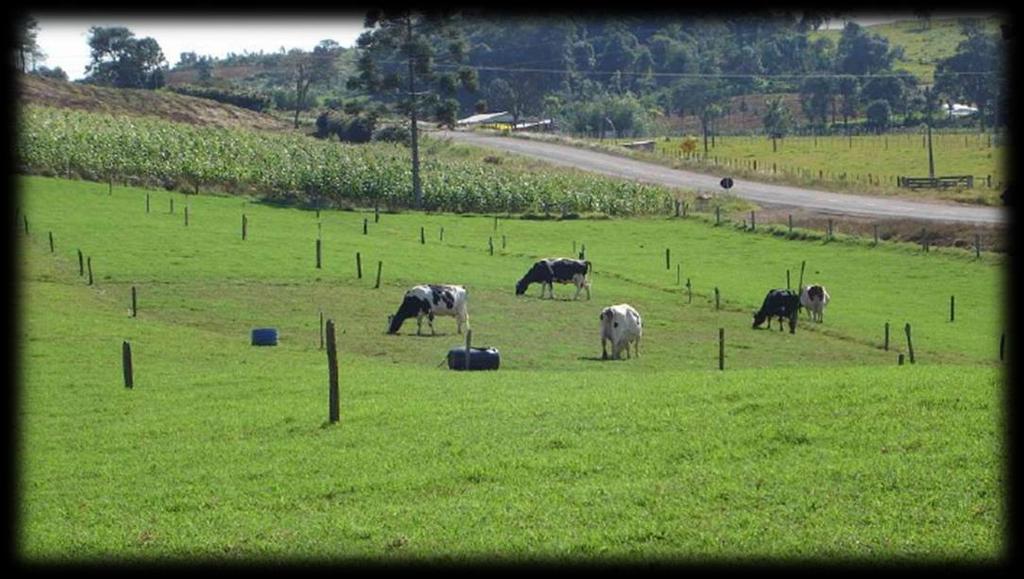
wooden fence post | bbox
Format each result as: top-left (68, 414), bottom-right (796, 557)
top-left (375, 204), bottom-right (380, 223)
top-left (665, 248), bottom-right (671, 270)
top-left (87, 257), bottom-right (93, 286)
top-left (184, 205), bottom-right (189, 227)
top-left (718, 328), bottom-right (725, 370)
top-left (374, 261), bottom-right (382, 289)
top-left (750, 211), bottom-right (756, 231)
top-left (78, 249), bottom-right (84, 276)
top-left (714, 287), bottom-right (720, 310)
top-left (440, 227), bottom-right (445, 242)
top-left (786, 269), bottom-right (790, 290)
top-left (715, 206), bottom-right (721, 225)
top-left (356, 252), bottom-right (362, 279)
top-left (464, 329), bottom-right (473, 371)
top-left (975, 234), bottom-right (981, 259)
top-left (950, 295), bottom-right (955, 322)
top-left (420, 226), bottom-right (425, 245)
top-left (242, 214), bottom-right (247, 240)
top-left (827, 219), bottom-right (833, 240)
top-left (799, 260), bottom-right (806, 290)
top-left (686, 278), bottom-right (692, 303)
top-left (326, 319), bottom-right (339, 423)
top-left (48, 231), bottom-right (54, 253)
top-left (170, 198), bottom-right (174, 214)
top-left (122, 341), bottom-right (133, 389)
top-left (884, 322), bottom-right (890, 351)
top-left (131, 286), bottom-right (137, 318)
top-left (319, 311), bottom-right (324, 350)
top-left (363, 218), bottom-right (368, 235)
top-left (898, 353), bottom-right (905, 366)
top-left (316, 239), bottom-right (322, 269)
top-left (146, 193), bottom-right (150, 214)
top-left (788, 214), bottom-right (793, 235)
top-left (676, 263), bottom-right (681, 285)
top-left (502, 235), bottom-right (507, 250)
top-left (489, 237), bottom-right (494, 256)
top-left (905, 323), bottom-right (915, 364)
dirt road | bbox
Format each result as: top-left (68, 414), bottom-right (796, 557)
top-left (435, 129), bottom-right (1006, 226)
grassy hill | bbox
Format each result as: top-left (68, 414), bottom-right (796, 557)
top-left (17, 74), bottom-right (291, 132)
top-left (809, 15), bottom-right (1004, 84)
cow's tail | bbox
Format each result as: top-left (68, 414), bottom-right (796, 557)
top-left (584, 260), bottom-right (593, 279)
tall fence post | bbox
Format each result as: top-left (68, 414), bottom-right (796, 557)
top-left (87, 257), bottom-right (93, 286)
top-left (122, 341), bottom-right (133, 389)
top-left (489, 237), bottom-right (494, 256)
top-left (356, 252), bottom-right (362, 279)
top-left (420, 226), bottom-right (425, 245)
top-left (715, 206), bottom-right (721, 225)
top-left (319, 311), bottom-right (324, 350)
top-left (374, 261), bottom-right (382, 289)
top-left (242, 214), bottom-right (247, 240)
top-left (884, 322), bottom-right (890, 351)
top-left (374, 204), bottom-right (380, 223)
top-left (975, 234), bottom-right (981, 259)
top-left (676, 263), bottom-right (681, 285)
top-left (750, 211), bottom-right (755, 231)
top-left (363, 218), bottom-right (368, 235)
top-left (788, 214), bottom-right (793, 235)
top-left (786, 269), bottom-right (791, 290)
top-left (950, 295), bottom-right (955, 323)
top-left (184, 205), bottom-right (189, 227)
top-left (78, 249), bottom-right (84, 276)
top-left (316, 239), bottom-right (322, 269)
top-left (665, 248), bottom-right (671, 270)
top-left (799, 260), bottom-right (806, 290)
top-left (714, 287), bottom-right (720, 310)
top-left (131, 286), bottom-right (137, 318)
top-left (686, 278), bottom-right (692, 304)
top-left (48, 231), bottom-right (54, 253)
top-left (146, 193), bottom-right (150, 214)
top-left (440, 227), bottom-right (445, 242)
top-left (905, 323), bottom-right (915, 364)
top-left (718, 328), bottom-right (725, 370)
top-left (326, 319), bottom-right (339, 424)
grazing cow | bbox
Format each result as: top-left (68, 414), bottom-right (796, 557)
top-left (800, 284), bottom-right (831, 323)
top-left (752, 289), bottom-right (800, 334)
top-left (600, 303), bottom-right (643, 360)
top-left (387, 284), bottom-right (469, 335)
top-left (515, 258), bottom-right (592, 300)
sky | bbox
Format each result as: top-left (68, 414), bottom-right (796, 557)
top-left (29, 12), bottom-right (996, 81)
top-left (32, 15), bottom-right (368, 80)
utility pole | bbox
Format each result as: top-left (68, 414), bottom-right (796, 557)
top-left (925, 86), bottom-right (936, 179)
top-left (406, 14), bottom-right (423, 209)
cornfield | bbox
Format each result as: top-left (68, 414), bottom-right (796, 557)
top-left (17, 105), bottom-right (676, 215)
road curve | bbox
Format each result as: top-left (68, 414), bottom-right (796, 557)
top-left (435, 129), bottom-right (1006, 226)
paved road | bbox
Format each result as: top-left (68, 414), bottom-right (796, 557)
top-left (435, 129), bottom-right (1006, 226)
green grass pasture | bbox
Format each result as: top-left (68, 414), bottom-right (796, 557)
top-left (18, 175), bottom-right (1006, 562)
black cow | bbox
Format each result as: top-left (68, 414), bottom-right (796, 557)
top-left (752, 289), bottom-right (800, 334)
top-left (515, 258), bottom-right (592, 300)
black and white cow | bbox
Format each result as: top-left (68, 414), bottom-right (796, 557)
top-left (752, 289), bottom-right (800, 334)
top-left (387, 284), bottom-right (469, 335)
top-left (515, 258), bottom-right (592, 300)
top-left (799, 284), bottom-right (831, 323)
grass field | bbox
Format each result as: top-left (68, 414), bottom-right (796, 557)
top-left (602, 132), bottom-right (1007, 206)
top-left (17, 175), bottom-right (1007, 562)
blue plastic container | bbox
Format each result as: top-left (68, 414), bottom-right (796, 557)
top-left (447, 346), bottom-right (500, 371)
top-left (251, 328), bottom-right (279, 346)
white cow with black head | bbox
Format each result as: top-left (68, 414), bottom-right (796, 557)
top-left (799, 284), bottom-right (831, 323)
top-left (599, 303), bottom-right (643, 360)
top-left (387, 284), bottom-right (469, 335)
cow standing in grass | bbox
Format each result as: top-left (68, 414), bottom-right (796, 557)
top-left (800, 284), bottom-right (830, 323)
top-left (387, 284), bottom-right (469, 335)
top-left (515, 258), bottom-right (592, 300)
top-left (600, 304), bottom-right (643, 360)
top-left (753, 289), bottom-right (800, 334)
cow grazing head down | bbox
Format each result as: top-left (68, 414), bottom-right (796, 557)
top-left (753, 289), bottom-right (800, 334)
top-left (515, 258), bottom-right (592, 299)
top-left (387, 284), bottom-right (469, 336)
top-left (599, 303), bottom-right (643, 360)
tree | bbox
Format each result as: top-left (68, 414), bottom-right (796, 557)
top-left (349, 9), bottom-right (477, 208)
top-left (835, 22), bottom-right (897, 76)
top-left (83, 27), bottom-right (167, 89)
top-left (799, 76), bottom-right (832, 131)
top-left (31, 66), bottom-right (68, 81)
top-left (15, 16), bottom-right (45, 72)
top-left (864, 99), bottom-right (891, 132)
top-left (670, 78), bottom-right (726, 154)
top-left (934, 22), bottom-right (1002, 131)
top-left (762, 96), bottom-right (792, 151)
top-left (836, 75), bottom-right (860, 129)
top-left (284, 40), bottom-right (341, 129)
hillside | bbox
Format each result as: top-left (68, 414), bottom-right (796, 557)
top-left (809, 15), bottom-right (1004, 84)
top-left (16, 74), bottom-right (292, 132)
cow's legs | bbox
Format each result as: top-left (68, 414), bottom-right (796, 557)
top-left (428, 312), bottom-right (436, 335)
top-left (602, 337), bottom-right (609, 360)
top-left (573, 283), bottom-right (582, 300)
top-left (416, 315), bottom-right (423, 336)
